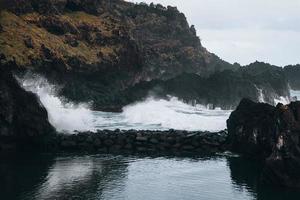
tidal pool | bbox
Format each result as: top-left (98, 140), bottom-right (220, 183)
top-left (1, 153), bottom-right (300, 200)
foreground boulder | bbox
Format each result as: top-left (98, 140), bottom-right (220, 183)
top-left (227, 98), bottom-right (300, 187)
top-left (227, 98), bottom-right (276, 157)
top-left (0, 68), bottom-right (55, 151)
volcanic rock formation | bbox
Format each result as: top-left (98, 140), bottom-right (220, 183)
top-left (227, 99), bottom-right (300, 187)
top-left (0, 67), bottom-right (55, 151)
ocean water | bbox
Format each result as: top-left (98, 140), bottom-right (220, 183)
top-left (1, 153), bottom-right (300, 200)
top-left (19, 75), bottom-right (231, 133)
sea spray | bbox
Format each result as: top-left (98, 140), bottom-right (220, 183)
top-left (17, 73), bottom-right (232, 132)
top-left (17, 74), bottom-right (96, 133)
top-left (121, 97), bottom-right (231, 132)
top-left (254, 85), bottom-right (265, 103)
top-left (274, 96), bottom-right (290, 105)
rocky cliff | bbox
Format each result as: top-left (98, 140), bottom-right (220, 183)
top-left (0, 0), bottom-right (294, 111)
top-left (0, 0), bottom-right (236, 111)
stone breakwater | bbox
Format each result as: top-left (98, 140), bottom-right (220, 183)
top-left (57, 130), bottom-right (229, 155)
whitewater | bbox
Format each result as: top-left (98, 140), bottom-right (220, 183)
top-left (18, 75), bottom-right (232, 133)
top-left (19, 75), bottom-right (300, 134)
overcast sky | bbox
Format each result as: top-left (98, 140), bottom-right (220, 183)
top-left (128, 0), bottom-right (300, 66)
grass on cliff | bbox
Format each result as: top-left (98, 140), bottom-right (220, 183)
top-left (0, 10), bottom-right (120, 68)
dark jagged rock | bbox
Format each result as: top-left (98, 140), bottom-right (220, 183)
top-left (243, 62), bottom-right (290, 102)
top-left (121, 64), bottom-right (290, 110)
top-left (227, 98), bottom-right (300, 187)
top-left (262, 101), bottom-right (300, 188)
top-left (284, 65), bottom-right (300, 90)
top-left (227, 98), bottom-right (276, 157)
top-left (120, 72), bottom-right (256, 110)
top-left (0, 68), bottom-right (55, 151)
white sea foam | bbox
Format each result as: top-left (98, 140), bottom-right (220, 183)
top-left (18, 74), bottom-right (232, 132)
top-left (257, 88), bottom-right (265, 103)
top-left (273, 89), bottom-right (300, 105)
top-left (120, 97), bottom-right (231, 132)
top-left (274, 96), bottom-right (290, 105)
top-left (18, 75), bottom-right (96, 133)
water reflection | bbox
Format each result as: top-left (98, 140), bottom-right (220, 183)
top-left (32, 155), bottom-right (129, 200)
top-left (1, 153), bottom-right (300, 200)
top-left (0, 153), bottom-right (55, 200)
top-left (227, 157), bottom-right (300, 200)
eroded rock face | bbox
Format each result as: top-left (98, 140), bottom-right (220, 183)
top-left (0, 68), bottom-right (55, 151)
top-left (227, 99), bottom-right (300, 187)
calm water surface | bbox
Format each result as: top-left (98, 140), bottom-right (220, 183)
top-left (1, 153), bottom-right (300, 200)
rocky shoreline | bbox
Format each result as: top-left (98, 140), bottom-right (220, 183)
top-left (56, 129), bottom-right (229, 155)
top-left (1, 0), bottom-right (300, 189)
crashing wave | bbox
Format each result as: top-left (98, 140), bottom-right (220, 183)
top-left (17, 74), bottom-right (232, 133)
top-left (17, 74), bottom-right (96, 133)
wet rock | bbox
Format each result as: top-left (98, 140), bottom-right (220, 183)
top-left (93, 138), bottom-right (102, 147)
top-left (61, 140), bottom-right (76, 148)
top-left (137, 147), bottom-right (148, 152)
top-left (109, 145), bottom-right (122, 152)
top-left (173, 143), bottom-right (182, 149)
top-left (103, 139), bottom-right (114, 146)
top-left (149, 138), bottom-right (159, 144)
top-left (124, 143), bottom-right (133, 150)
top-left (86, 135), bottom-right (93, 143)
top-left (227, 98), bottom-right (276, 158)
top-left (0, 69), bottom-right (56, 151)
top-left (56, 129), bottom-right (229, 155)
top-left (136, 136), bottom-right (148, 142)
top-left (182, 145), bottom-right (195, 151)
top-left (228, 98), bottom-right (300, 188)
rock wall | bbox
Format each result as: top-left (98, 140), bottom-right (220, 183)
top-left (58, 129), bottom-right (228, 155)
